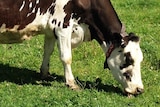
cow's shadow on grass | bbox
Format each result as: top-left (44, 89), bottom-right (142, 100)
top-left (0, 63), bottom-right (123, 95)
top-left (0, 63), bottom-right (64, 86)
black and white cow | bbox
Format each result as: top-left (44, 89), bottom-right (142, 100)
top-left (0, 0), bottom-right (144, 95)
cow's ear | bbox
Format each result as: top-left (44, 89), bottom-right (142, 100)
top-left (128, 33), bottom-right (140, 42)
top-left (121, 35), bottom-right (129, 48)
top-left (121, 33), bottom-right (140, 48)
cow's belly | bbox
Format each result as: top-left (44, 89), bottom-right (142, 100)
top-left (0, 32), bottom-right (30, 44)
top-left (0, 24), bottom-right (42, 44)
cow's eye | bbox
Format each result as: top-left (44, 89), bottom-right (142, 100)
top-left (123, 72), bottom-right (132, 81)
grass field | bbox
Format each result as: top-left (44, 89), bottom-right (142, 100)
top-left (0, 0), bottom-right (160, 106)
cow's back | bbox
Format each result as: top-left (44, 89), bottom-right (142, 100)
top-left (0, 0), bottom-right (71, 44)
top-left (0, 0), bottom-right (54, 29)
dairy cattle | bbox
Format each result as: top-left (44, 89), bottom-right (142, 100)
top-left (0, 0), bottom-right (144, 96)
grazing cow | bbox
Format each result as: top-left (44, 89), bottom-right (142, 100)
top-left (0, 0), bottom-right (144, 96)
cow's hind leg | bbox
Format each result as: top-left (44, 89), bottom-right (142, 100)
top-left (40, 31), bottom-right (56, 79)
top-left (56, 27), bottom-right (80, 90)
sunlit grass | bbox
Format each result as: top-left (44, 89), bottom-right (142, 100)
top-left (0, 0), bottom-right (159, 106)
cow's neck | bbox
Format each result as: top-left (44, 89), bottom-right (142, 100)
top-left (91, 0), bottom-right (124, 42)
top-left (89, 0), bottom-right (128, 51)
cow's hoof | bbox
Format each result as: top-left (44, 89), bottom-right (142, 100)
top-left (66, 83), bottom-right (81, 90)
top-left (40, 72), bottom-right (51, 80)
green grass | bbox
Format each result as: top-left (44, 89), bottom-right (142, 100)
top-left (0, 0), bottom-right (160, 106)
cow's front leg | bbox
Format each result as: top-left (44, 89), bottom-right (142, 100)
top-left (56, 28), bottom-right (79, 90)
top-left (40, 32), bottom-right (56, 79)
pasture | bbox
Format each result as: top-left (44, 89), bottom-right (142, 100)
top-left (0, 0), bottom-right (159, 106)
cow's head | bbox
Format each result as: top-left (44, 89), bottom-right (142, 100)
top-left (104, 33), bottom-right (144, 96)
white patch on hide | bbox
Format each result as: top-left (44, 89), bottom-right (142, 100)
top-left (0, 24), bottom-right (7, 33)
top-left (36, 0), bottom-right (40, 4)
top-left (49, 0), bottom-right (70, 28)
top-left (19, 1), bottom-right (26, 11)
top-left (124, 41), bottom-right (143, 63)
top-left (29, 2), bottom-right (33, 9)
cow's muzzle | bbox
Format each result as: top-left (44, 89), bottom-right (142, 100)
top-left (124, 87), bottom-right (144, 97)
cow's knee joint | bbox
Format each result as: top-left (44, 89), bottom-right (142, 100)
top-left (61, 56), bottom-right (72, 65)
